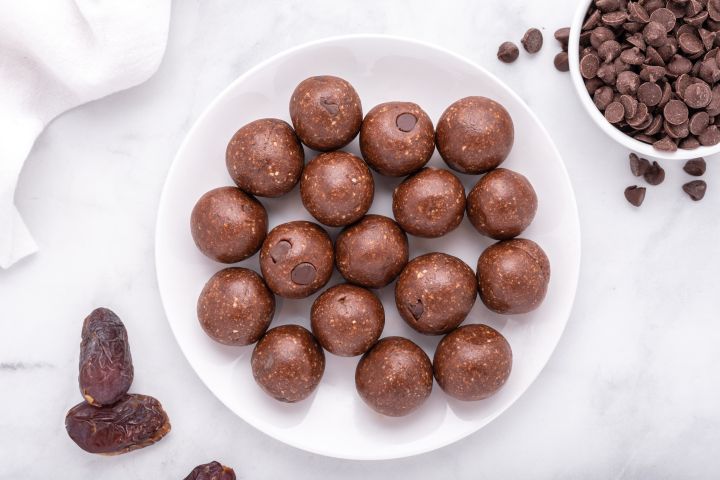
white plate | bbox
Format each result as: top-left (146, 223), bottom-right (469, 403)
top-left (155, 35), bottom-right (581, 460)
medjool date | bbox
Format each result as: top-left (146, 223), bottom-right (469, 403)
top-left (65, 394), bottom-right (170, 455)
top-left (78, 308), bottom-right (133, 406)
top-left (184, 461), bottom-right (236, 480)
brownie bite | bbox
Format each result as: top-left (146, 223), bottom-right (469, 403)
top-left (311, 283), bottom-right (384, 356)
top-left (395, 253), bottom-right (477, 335)
top-left (477, 238), bottom-right (550, 314)
top-left (289, 75), bottom-right (362, 151)
top-left (436, 96), bottom-right (515, 174)
top-left (190, 186), bottom-right (268, 263)
top-left (359, 101), bottom-right (435, 176)
top-left (259, 221), bottom-right (334, 299)
top-left (335, 215), bottom-right (409, 288)
top-left (355, 337), bottom-right (433, 417)
top-left (392, 167), bottom-right (466, 238)
top-left (226, 118), bottom-right (304, 197)
top-left (433, 324), bottom-right (512, 401)
top-left (197, 267), bottom-right (275, 346)
top-left (300, 151), bottom-right (374, 227)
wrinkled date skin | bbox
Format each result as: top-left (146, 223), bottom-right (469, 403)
top-left (79, 307), bottom-right (134, 406)
top-left (65, 394), bottom-right (171, 455)
top-left (184, 461), bottom-right (236, 480)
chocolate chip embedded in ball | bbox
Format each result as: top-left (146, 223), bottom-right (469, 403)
top-left (190, 187), bottom-right (268, 263)
top-left (197, 268), bottom-right (275, 346)
top-left (359, 101), bottom-right (435, 177)
top-left (300, 151), bottom-right (374, 227)
top-left (395, 253), bottom-right (477, 335)
top-left (436, 96), bottom-right (515, 174)
top-left (311, 284), bottom-right (385, 356)
top-left (433, 324), bottom-right (512, 401)
top-left (251, 325), bottom-right (325, 403)
top-left (392, 167), bottom-right (466, 238)
top-left (289, 75), bottom-right (362, 151)
top-left (225, 118), bottom-right (304, 197)
top-left (466, 168), bottom-right (538, 240)
top-left (355, 337), bottom-right (433, 417)
top-left (259, 221), bottom-right (334, 299)
top-left (477, 238), bottom-right (550, 315)
top-left (335, 215), bottom-right (409, 288)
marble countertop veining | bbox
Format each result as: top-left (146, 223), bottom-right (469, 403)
top-left (1, 0), bottom-right (720, 478)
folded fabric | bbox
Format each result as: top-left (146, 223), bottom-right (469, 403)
top-left (0, 0), bottom-right (171, 268)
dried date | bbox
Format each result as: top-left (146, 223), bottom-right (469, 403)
top-left (79, 307), bottom-right (134, 406)
top-left (183, 461), bottom-right (236, 480)
top-left (65, 394), bottom-right (170, 455)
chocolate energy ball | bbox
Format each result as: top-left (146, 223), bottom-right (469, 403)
top-left (466, 168), bottom-right (538, 240)
top-left (392, 167), bottom-right (466, 238)
top-left (300, 151), bottom-right (374, 227)
top-left (190, 186), bottom-right (268, 263)
top-left (433, 324), bottom-right (512, 401)
top-left (335, 215), bottom-right (409, 288)
top-left (355, 337), bottom-right (433, 417)
top-left (225, 118), bottom-right (305, 198)
top-left (310, 283), bottom-right (385, 356)
top-left (259, 221), bottom-right (334, 299)
top-left (477, 238), bottom-right (550, 315)
top-left (197, 268), bottom-right (275, 346)
top-left (436, 96), bottom-right (515, 174)
top-left (395, 253), bottom-right (477, 335)
top-left (289, 75), bottom-right (362, 151)
top-left (359, 101), bottom-right (435, 177)
top-left (251, 325), bottom-right (325, 403)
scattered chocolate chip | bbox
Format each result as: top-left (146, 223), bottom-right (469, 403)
top-left (497, 42), bottom-right (520, 63)
top-left (683, 158), bottom-right (706, 176)
top-left (644, 160), bottom-right (666, 185)
top-left (683, 180), bottom-right (707, 200)
top-left (624, 185), bottom-right (646, 206)
top-left (629, 153), bottom-right (651, 176)
top-left (554, 52), bottom-right (569, 72)
top-left (554, 27), bottom-right (570, 50)
top-left (521, 28), bottom-right (543, 54)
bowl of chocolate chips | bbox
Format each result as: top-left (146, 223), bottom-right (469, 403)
top-left (570, 0), bottom-right (720, 159)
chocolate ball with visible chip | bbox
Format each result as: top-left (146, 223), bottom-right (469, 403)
top-left (392, 167), bottom-right (466, 238)
top-left (335, 215), bottom-right (409, 288)
top-left (466, 168), bottom-right (538, 240)
top-left (259, 221), bottom-right (334, 299)
top-left (395, 253), bottom-right (477, 335)
top-left (190, 187), bottom-right (268, 263)
top-left (300, 151), bottom-right (374, 227)
top-left (436, 96), bottom-right (515, 174)
top-left (477, 238), bottom-right (550, 315)
top-left (251, 325), bottom-right (325, 403)
top-left (197, 268), bottom-right (275, 346)
top-left (355, 337), bottom-right (433, 417)
top-left (289, 75), bottom-right (362, 151)
top-left (225, 118), bottom-right (304, 198)
top-left (433, 324), bottom-right (512, 401)
top-left (311, 284), bottom-right (385, 356)
top-left (359, 101), bottom-right (435, 177)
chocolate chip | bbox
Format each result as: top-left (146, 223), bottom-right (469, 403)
top-left (320, 98), bottom-right (339, 115)
top-left (649, 8), bottom-right (677, 32)
top-left (409, 299), bottom-right (424, 320)
top-left (682, 180), bottom-right (707, 200)
top-left (637, 82), bottom-right (663, 106)
top-left (629, 153), bottom-right (651, 176)
top-left (605, 102), bottom-right (626, 123)
top-left (679, 32), bottom-right (704, 55)
top-left (658, 81), bottom-right (672, 108)
top-left (699, 28), bottom-right (716, 51)
top-left (617, 71), bottom-right (641, 95)
top-left (620, 94), bottom-right (639, 118)
top-left (675, 74), bottom-right (693, 99)
top-left (706, 86), bottom-right (720, 116)
top-left (653, 136), bottom-right (678, 151)
top-left (583, 10), bottom-right (602, 31)
top-left (581, 53), bottom-right (601, 78)
top-left (664, 99), bottom-right (689, 125)
top-left (396, 113), bottom-right (417, 132)
top-left (599, 40), bottom-right (622, 62)
top-left (680, 136), bottom-right (701, 149)
top-left (668, 54), bottom-right (693, 75)
top-left (640, 65), bottom-right (667, 82)
top-left (664, 119), bottom-right (689, 139)
top-left (644, 160), bottom-right (666, 184)
top-left (644, 21), bottom-right (668, 47)
top-left (596, 0), bottom-right (620, 13)
top-left (644, 114), bottom-right (663, 135)
top-left (684, 158), bottom-right (707, 176)
top-left (555, 27), bottom-right (570, 50)
top-left (624, 185), bottom-right (646, 206)
top-left (554, 52), bottom-right (569, 72)
top-left (644, 46), bottom-right (665, 67)
top-left (591, 27), bottom-right (616, 48)
top-left (269, 240), bottom-right (291, 263)
top-left (699, 58), bottom-right (720, 84)
top-left (709, 0), bottom-right (720, 21)
top-left (291, 262), bottom-right (316, 285)
top-left (684, 82), bottom-right (713, 108)
top-left (688, 0), bottom-right (704, 17)
top-left (627, 102), bottom-right (650, 127)
top-left (634, 133), bottom-right (656, 143)
top-left (620, 47), bottom-right (646, 65)
top-left (497, 42), bottom-right (520, 63)
top-left (626, 34), bottom-right (646, 50)
top-left (698, 124), bottom-right (720, 145)
top-left (597, 63), bottom-right (617, 84)
top-left (585, 77), bottom-right (605, 95)
top-left (594, 86), bottom-right (615, 110)
top-left (521, 28), bottom-right (543, 53)
top-left (603, 11), bottom-right (629, 27)
top-left (628, 2), bottom-right (650, 23)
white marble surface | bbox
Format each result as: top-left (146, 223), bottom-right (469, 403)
top-left (1, 0), bottom-right (719, 478)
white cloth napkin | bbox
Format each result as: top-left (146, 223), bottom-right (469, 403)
top-left (0, 0), bottom-right (171, 268)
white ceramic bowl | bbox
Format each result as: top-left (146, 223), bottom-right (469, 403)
top-left (569, 0), bottom-right (720, 160)
top-left (155, 34), bottom-right (581, 460)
